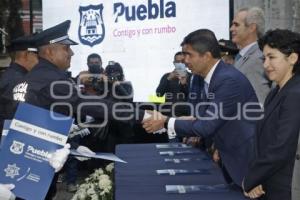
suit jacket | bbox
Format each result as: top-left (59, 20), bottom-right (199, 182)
top-left (234, 43), bottom-right (271, 104)
top-left (292, 131), bottom-right (300, 200)
top-left (175, 60), bottom-right (260, 186)
top-left (244, 75), bottom-right (300, 200)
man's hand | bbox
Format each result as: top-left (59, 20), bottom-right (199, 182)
top-left (48, 143), bottom-right (70, 172)
top-left (75, 145), bottom-right (96, 161)
top-left (243, 184), bottom-right (265, 199)
top-left (212, 149), bottom-right (220, 162)
top-left (69, 124), bottom-right (90, 139)
top-left (178, 75), bottom-right (187, 85)
top-left (167, 71), bottom-right (177, 80)
top-left (0, 184), bottom-right (15, 200)
top-left (142, 110), bottom-right (167, 133)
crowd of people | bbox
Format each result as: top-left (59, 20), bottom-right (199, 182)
top-left (0, 6), bottom-right (299, 200)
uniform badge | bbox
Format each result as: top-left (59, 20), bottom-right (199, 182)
top-left (4, 163), bottom-right (20, 179)
top-left (13, 81), bottom-right (28, 102)
top-left (10, 140), bottom-right (25, 155)
top-left (78, 4), bottom-right (105, 47)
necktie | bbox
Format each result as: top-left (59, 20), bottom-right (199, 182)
top-left (198, 80), bottom-right (209, 116)
top-left (201, 81), bottom-right (208, 101)
top-left (234, 53), bottom-right (242, 63)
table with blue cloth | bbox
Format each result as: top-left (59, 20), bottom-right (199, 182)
top-left (115, 143), bottom-right (247, 200)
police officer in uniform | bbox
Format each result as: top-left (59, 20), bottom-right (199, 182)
top-left (0, 35), bottom-right (39, 136)
top-left (0, 35), bottom-right (72, 200)
top-left (14, 20), bottom-right (146, 132)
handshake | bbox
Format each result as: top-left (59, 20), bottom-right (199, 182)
top-left (142, 110), bottom-right (196, 134)
top-left (142, 110), bottom-right (168, 133)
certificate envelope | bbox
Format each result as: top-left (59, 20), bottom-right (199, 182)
top-left (0, 103), bottom-right (73, 200)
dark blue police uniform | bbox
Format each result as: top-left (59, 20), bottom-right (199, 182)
top-left (0, 63), bottom-right (28, 130)
top-left (0, 35), bottom-right (38, 135)
top-left (18, 20), bottom-right (144, 128)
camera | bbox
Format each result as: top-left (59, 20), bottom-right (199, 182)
top-left (107, 71), bottom-right (122, 82)
top-left (105, 61), bottom-right (124, 82)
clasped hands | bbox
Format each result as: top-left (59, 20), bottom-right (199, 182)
top-left (142, 110), bottom-right (167, 133)
top-left (142, 110), bottom-right (195, 133)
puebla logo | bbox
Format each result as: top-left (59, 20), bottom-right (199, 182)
top-left (78, 4), bottom-right (105, 47)
top-left (10, 140), bottom-right (25, 155)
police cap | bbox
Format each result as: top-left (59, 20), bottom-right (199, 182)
top-left (35, 20), bottom-right (78, 46)
top-left (7, 35), bottom-right (38, 52)
top-left (218, 39), bottom-right (239, 55)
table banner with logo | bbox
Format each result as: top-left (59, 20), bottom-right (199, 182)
top-left (42, 0), bottom-right (229, 102)
top-left (0, 103), bottom-right (73, 200)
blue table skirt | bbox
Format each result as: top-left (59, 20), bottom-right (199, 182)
top-left (115, 143), bottom-right (247, 200)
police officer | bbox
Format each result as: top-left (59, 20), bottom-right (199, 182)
top-left (0, 32), bottom-right (83, 200)
top-left (15, 20), bottom-right (146, 131)
top-left (0, 35), bottom-right (39, 135)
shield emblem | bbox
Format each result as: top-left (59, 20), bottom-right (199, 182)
top-left (10, 140), bottom-right (25, 155)
top-left (78, 4), bottom-right (105, 47)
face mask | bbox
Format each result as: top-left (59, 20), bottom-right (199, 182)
top-left (88, 64), bottom-right (103, 74)
top-left (174, 62), bottom-right (186, 70)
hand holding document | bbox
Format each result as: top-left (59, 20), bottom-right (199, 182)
top-left (48, 143), bottom-right (71, 172)
top-left (0, 184), bottom-right (15, 200)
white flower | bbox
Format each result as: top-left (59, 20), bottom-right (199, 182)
top-left (91, 194), bottom-right (99, 200)
top-left (100, 189), bottom-right (110, 196)
top-left (85, 177), bottom-right (92, 182)
top-left (87, 186), bottom-right (96, 195)
top-left (72, 167), bottom-right (113, 200)
top-left (105, 163), bottom-right (114, 172)
top-left (91, 173), bottom-right (99, 179)
top-left (99, 174), bottom-right (110, 180)
top-left (79, 183), bottom-right (89, 189)
top-left (94, 168), bottom-right (104, 175)
top-left (77, 192), bottom-right (86, 200)
top-left (100, 190), bottom-right (106, 196)
top-left (99, 178), bottom-right (112, 191)
top-left (71, 194), bottom-right (78, 200)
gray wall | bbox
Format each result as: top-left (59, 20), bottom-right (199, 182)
top-left (234, 0), bottom-right (300, 32)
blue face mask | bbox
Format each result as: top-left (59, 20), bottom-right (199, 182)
top-left (174, 62), bottom-right (186, 70)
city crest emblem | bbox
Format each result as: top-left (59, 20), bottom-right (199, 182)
top-left (10, 140), bottom-right (25, 155)
top-left (78, 4), bottom-right (105, 47)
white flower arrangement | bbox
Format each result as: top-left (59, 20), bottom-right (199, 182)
top-left (72, 163), bottom-right (114, 200)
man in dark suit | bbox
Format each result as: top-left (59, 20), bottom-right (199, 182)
top-left (143, 29), bottom-right (262, 187)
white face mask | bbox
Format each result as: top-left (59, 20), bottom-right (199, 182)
top-left (174, 62), bottom-right (186, 70)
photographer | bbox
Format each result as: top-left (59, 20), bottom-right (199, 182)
top-left (105, 61), bottom-right (133, 100)
top-left (82, 61), bottom-right (135, 169)
top-left (156, 52), bottom-right (191, 117)
top-left (77, 53), bottom-right (104, 95)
